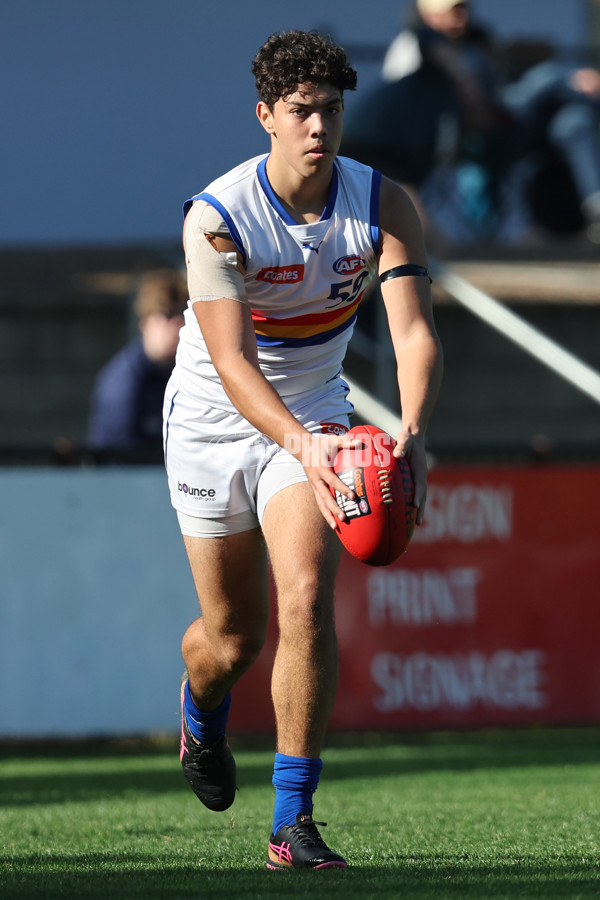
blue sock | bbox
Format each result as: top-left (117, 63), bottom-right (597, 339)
top-left (183, 680), bottom-right (231, 745)
top-left (272, 753), bottom-right (323, 834)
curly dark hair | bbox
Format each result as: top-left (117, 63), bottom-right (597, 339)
top-left (252, 30), bottom-right (357, 107)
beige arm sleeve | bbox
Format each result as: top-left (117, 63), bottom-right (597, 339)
top-left (184, 201), bottom-right (247, 304)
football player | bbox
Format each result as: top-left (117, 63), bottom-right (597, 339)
top-left (164, 29), bottom-right (443, 870)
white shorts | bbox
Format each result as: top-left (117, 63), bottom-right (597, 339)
top-left (163, 377), bottom-right (352, 536)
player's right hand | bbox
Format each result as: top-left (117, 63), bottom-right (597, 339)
top-left (293, 432), bottom-right (362, 529)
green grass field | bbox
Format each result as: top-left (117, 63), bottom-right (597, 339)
top-left (1, 728), bottom-right (599, 899)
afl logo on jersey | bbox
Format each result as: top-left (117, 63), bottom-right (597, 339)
top-left (333, 255), bottom-right (364, 275)
top-left (256, 265), bottom-right (305, 284)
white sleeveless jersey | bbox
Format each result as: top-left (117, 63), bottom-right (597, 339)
top-left (173, 153), bottom-right (381, 408)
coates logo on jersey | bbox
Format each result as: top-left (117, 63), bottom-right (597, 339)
top-left (256, 265), bottom-right (305, 284)
top-left (333, 255), bottom-right (365, 275)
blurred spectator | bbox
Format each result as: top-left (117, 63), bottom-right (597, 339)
top-left (87, 269), bottom-right (187, 460)
top-left (343, 0), bottom-right (600, 245)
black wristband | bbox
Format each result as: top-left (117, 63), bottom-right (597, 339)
top-left (380, 264), bottom-right (432, 284)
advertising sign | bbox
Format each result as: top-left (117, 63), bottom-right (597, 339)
top-left (229, 465), bottom-right (600, 732)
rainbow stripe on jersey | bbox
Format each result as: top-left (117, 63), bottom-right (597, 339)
top-left (251, 293), bottom-right (362, 348)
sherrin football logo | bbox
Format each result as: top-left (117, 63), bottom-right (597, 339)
top-left (333, 255), bottom-right (364, 275)
top-left (334, 467), bottom-right (371, 520)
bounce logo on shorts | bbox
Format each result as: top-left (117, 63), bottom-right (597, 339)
top-left (178, 482), bottom-right (216, 499)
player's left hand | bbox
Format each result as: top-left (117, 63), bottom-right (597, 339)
top-left (393, 431), bottom-right (428, 525)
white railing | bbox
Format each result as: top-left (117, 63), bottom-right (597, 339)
top-left (343, 373), bottom-right (403, 436)
top-left (430, 257), bottom-right (600, 406)
top-left (346, 256), bottom-right (600, 430)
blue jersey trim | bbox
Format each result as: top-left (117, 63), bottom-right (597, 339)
top-left (257, 158), bottom-right (295, 224)
top-left (255, 313), bottom-right (357, 349)
top-left (182, 193), bottom-right (247, 268)
top-left (258, 156), bottom-right (339, 224)
top-left (370, 169), bottom-right (382, 253)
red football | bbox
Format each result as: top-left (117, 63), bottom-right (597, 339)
top-left (330, 424), bottom-right (416, 566)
